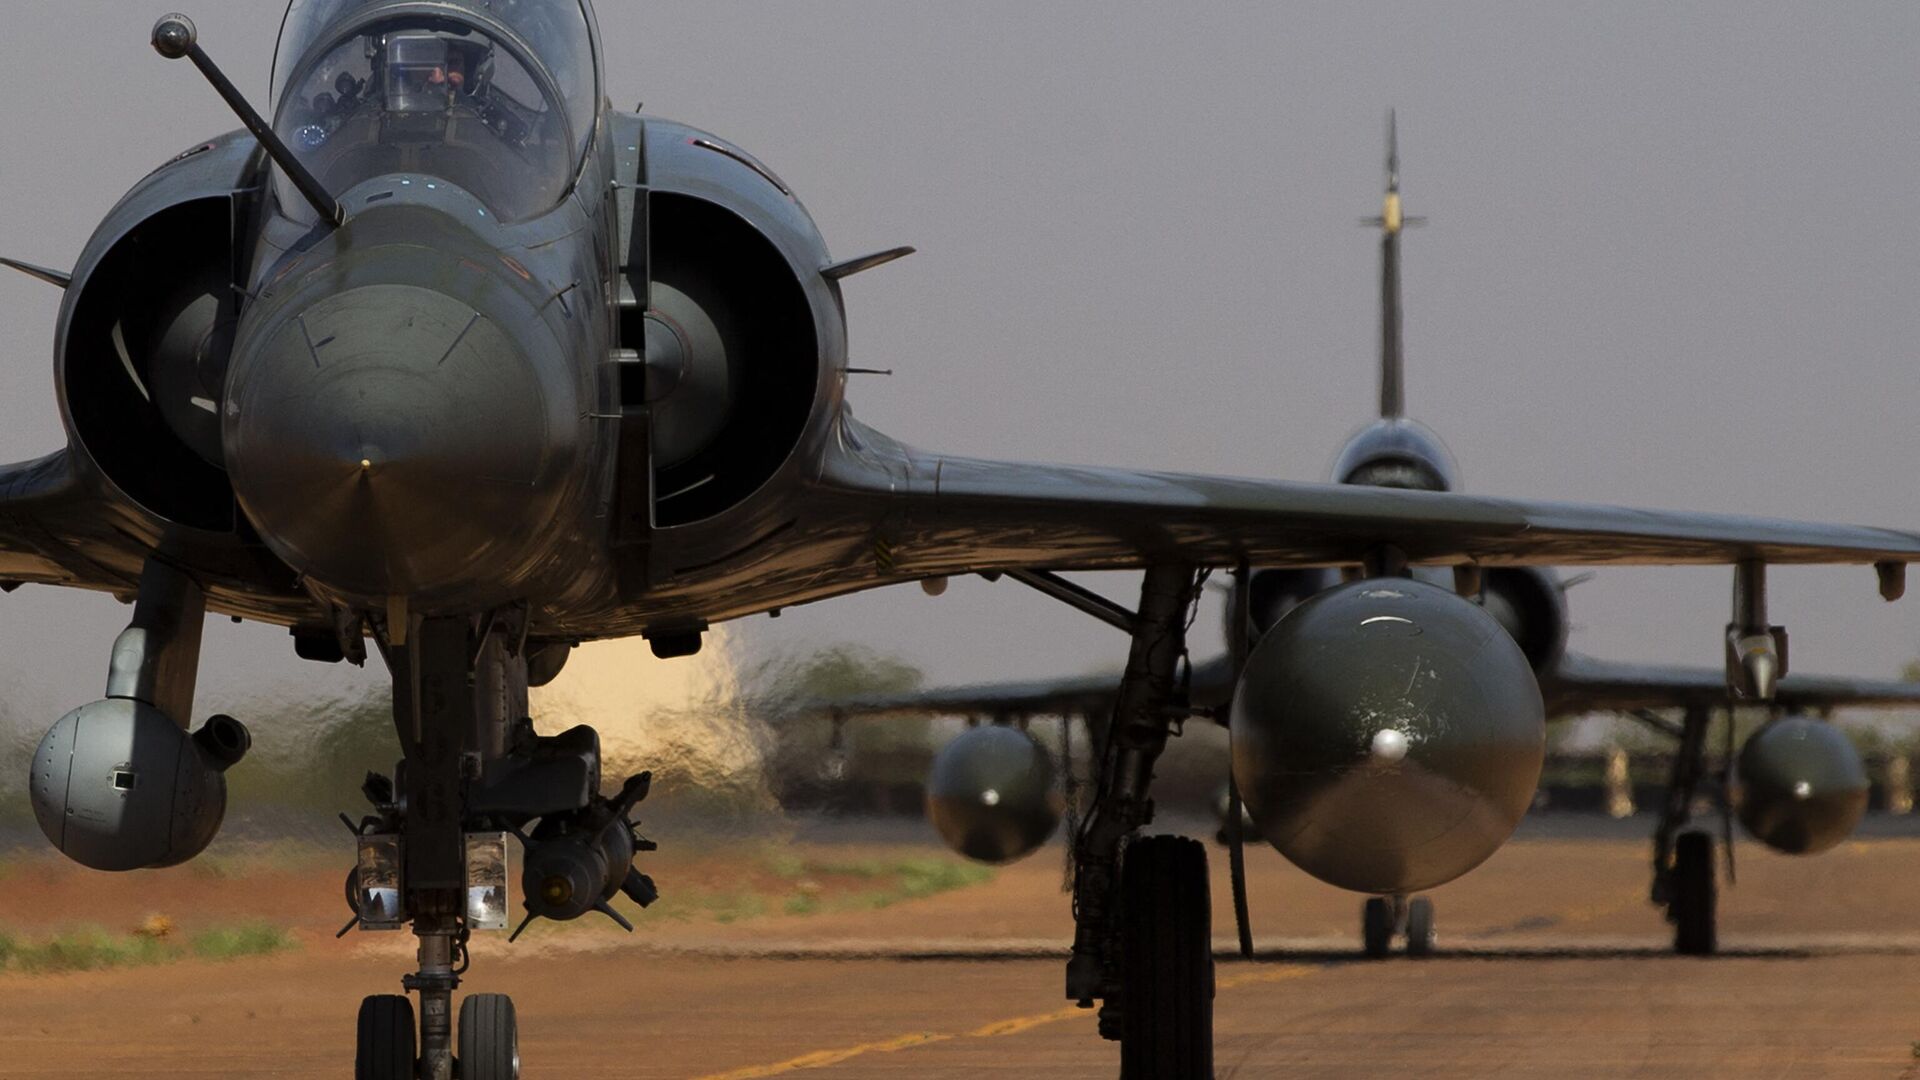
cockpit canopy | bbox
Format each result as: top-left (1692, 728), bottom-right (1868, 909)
top-left (1330, 418), bottom-right (1460, 492)
top-left (270, 0), bottom-right (599, 223)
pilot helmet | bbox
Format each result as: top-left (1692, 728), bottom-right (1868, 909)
top-left (382, 31), bottom-right (456, 114)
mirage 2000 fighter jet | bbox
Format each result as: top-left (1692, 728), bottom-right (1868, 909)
top-left (5, 6), bottom-right (1920, 1078)
top-left (798, 115), bottom-right (1920, 966)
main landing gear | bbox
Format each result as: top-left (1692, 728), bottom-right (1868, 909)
top-left (1646, 703), bottom-right (1721, 956)
top-left (1119, 835), bottom-right (1212, 1073)
top-left (1065, 565), bottom-right (1215, 1080)
top-left (1361, 894), bottom-right (1435, 958)
top-left (342, 615), bottom-right (658, 1080)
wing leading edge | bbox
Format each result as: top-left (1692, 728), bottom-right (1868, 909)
top-left (791, 649), bottom-right (1920, 726)
top-left (821, 420), bottom-right (1920, 574)
top-left (1544, 653), bottom-right (1920, 715)
top-left (804, 422), bottom-right (1920, 724)
top-left (788, 666), bottom-right (1136, 723)
top-left (0, 449), bottom-right (133, 590)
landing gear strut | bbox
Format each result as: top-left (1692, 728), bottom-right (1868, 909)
top-left (1647, 703), bottom-right (1721, 955)
top-left (1065, 564), bottom-right (1213, 1079)
top-left (345, 614), bottom-right (656, 1079)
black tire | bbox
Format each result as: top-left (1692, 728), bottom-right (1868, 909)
top-left (1672, 830), bottom-right (1717, 956)
top-left (1405, 896), bottom-right (1435, 957)
top-left (458, 993), bottom-right (521, 1080)
top-left (355, 994), bottom-right (415, 1080)
top-left (1119, 834), bottom-right (1213, 1080)
top-left (1361, 896), bottom-right (1395, 959)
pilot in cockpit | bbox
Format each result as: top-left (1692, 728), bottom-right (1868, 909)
top-left (272, 5), bottom-right (586, 224)
top-left (292, 29), bottom-right (533, 148)
top-left (383, 33), bottom-right (492, 111)
top-left (381, 32), bottom-right (485, 138)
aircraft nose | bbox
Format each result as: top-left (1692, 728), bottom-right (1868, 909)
top-left (225, 282), bottom-right (572, 604)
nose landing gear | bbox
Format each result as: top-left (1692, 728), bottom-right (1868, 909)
top-left (1361, 894), bottom-right (1435, 958)
top-left (342, 614), bottom-right (655, 1080)
top-left (1644, 704), bottom-right (1724, 956)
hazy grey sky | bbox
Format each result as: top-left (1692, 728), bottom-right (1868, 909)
top-left (0, 2), bottom-right (1917, 732)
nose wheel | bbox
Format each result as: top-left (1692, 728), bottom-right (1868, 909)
top-left (1405, 896), bottom-right (1435, 956)
top-left (458, 994), bottom-right (522, 1080)
top-left (1362, 894), bottom-right (1436, 957)
top-left (355, 992), bottom-right (521, 1080)
top-left (1668, 830), bottom-right (1717, 956)
top-left (355, 995), bottom-right (416, 1080)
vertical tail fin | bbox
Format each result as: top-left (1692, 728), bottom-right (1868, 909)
top-left (1366, 109), bottom-right (1421, 419)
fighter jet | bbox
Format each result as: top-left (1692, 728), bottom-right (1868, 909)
top-left (805, 113), bottom-right (1920, 962)
top-left (4, 6), bottom-right (1918, 1078)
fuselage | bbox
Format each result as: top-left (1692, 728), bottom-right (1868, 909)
top-left (52, 0), bottom-right (897, 643)
top-left (231, 0), bottom-right (830, 629)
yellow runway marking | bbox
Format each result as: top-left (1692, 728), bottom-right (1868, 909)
top-left (1219, 965), bottom-right (1316, 990)
top-left (967, 1005), bottom-right (1085, 1038)
top-left (691, 888), bottom-right (1620, 1078)
top-left (1554, 890), bottom-right (1642, 925)
top-left (695, 1032), bottom-right (957, 1079)
top-left (690, 967), bottom-right (1314, 1079)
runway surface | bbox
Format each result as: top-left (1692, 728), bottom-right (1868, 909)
top-left (4, 818), bottom-right (1920, 1077)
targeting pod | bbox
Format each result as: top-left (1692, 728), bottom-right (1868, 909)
top-left (1736, 716), bottom-right (1869, 855)
top-left (30, 701), bottom-right (249, 871)
top-left (925, 725), bottom-right (1063, 864)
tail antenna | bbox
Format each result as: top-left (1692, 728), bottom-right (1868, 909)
top-left (1364, 108), bottom-right (1425, 418)
top-left (1387, 108), bottom-right (1401, 195)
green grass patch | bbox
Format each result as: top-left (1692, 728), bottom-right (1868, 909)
top-left (190, 922), bottom-right (298, 961)
top-left (649, 890), bottom-right (770, 925)
top-left (763, 851), bottom-right (809, 880)
top-left (0, 927), bottom-right (171, 974)
top-left (0, 921), bottom-right (297, 974)
top-left (520, 851), bottom-right (998, 937)
top-left (762, 853), bottom-right (995, 917)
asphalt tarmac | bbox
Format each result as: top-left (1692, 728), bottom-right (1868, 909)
top-left (4, 818), bottom-right (1919, 1078)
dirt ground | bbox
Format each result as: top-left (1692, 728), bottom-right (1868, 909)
top-left (2, 818), bottom-right (1920, 1077)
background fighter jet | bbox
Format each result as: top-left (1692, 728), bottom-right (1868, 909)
top-left (799, 114), bottom-right (1920, 960)
top-left (3, 5), bottom-right (1920, 1078)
